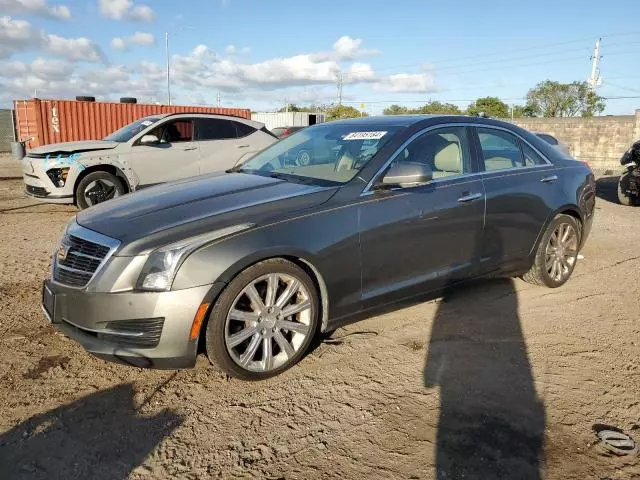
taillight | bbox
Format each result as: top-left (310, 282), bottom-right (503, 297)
top-left (283, 129), bottom-right (291, 137)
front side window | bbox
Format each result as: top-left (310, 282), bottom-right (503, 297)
top-left (195, 118), bottom-right (238, 140)
top-left (392, 126), bottom-right (471, 179)
top-left (148, 120), bottom-right (193, 143)
top-left (478, 128), bottom-right (524, 171)
top-left (238, 124), bottom-right (401, 185)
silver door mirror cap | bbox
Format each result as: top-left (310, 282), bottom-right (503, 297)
top-left (381, 162), bottom-right (433, 188)
top-left (140, 134), bottom-right (160, 144)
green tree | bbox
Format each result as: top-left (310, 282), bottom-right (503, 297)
top-left (466, 96), bottom-right (509, 118)
top-left (414, 101), bottom-right (462, 115)
top-left (325, 104), bottom-right (367, 121)
top-left (277, 104), bottom-right (303, 113)
top-left (383, 104), bottom-right (409, 115)
top-left (525, 80), bottom-right (605, 117)
top-left (511, 104), bottom-right (537, 118)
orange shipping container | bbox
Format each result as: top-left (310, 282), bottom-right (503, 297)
top-left (13, 98), bottom-right (252, 150)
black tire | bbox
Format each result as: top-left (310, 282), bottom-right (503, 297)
top-left (522, 214), bottom-right (581, 288)
top-left (205, 258), bottom-right (320, 380)
top-left (617, 172), bottom-right (638, 206)
top-left (75, 96), bottom-right (95, 102)
top-left (75, 171), bottom-right (126, 210)
top-left (120, 97), bottom-right (137, 104)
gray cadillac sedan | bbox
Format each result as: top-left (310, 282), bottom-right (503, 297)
top-left (43, 115), bottom-right (595, 380)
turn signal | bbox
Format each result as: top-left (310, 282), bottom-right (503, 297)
top-left (190, 303), bottom-right (210, 341)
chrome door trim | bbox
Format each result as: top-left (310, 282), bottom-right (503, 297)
top-left (361, 122), bottom-right (553, 196)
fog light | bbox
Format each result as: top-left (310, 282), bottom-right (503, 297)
top-left (46, 167), bottom-right (70, 187)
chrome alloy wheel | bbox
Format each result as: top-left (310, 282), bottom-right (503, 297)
top-left (545, 222), bottom-right (578, 282)
top-left (224, 273), bottom-right (312, 372)
top-left (84, 179), bottom-right (120, 206)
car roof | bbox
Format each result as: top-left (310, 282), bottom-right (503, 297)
top-left (322, 114), bottom-right (523, 130)
top-left (158, 112), bottom-right (265, 129)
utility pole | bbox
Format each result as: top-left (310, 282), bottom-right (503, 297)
top-left (284, 98), bottom-right (288, 113)
top-left (216, 91), bottom-right (221, 107)
top-left (588, 37), bottom-right (602, 90)
top-left (165, 32), bottom-right (171, 105)
top-left (337, 72), bottom-right (343, 105)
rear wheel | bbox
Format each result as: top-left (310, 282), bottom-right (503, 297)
top-left (522, 214), bottom-right (581, 288)
top-left (617, 171), bottom-right (639, 206)
top-left (75, 171), bottom-right (125, 210)
top-left (206, 258), bottom-right (319, 380)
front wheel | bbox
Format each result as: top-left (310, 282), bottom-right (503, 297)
top-left (76, 171), bottom-right (125, 210)
top-left (205, 258), bottom-right (319, 380)
top-left (617, 171), bottom-right (639, 206)
top-left (522, 214), bottom-right (581, 288)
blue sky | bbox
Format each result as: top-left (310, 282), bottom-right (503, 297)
top-left (2, 0), bottom-right (640, 114)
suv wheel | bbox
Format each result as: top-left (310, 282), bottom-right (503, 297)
top-left (76, 171), bottom-right (125, 210)
top-left (522, 214), bottom-right (581, 288)
top-left (206, 258), bottom-right (319, 380)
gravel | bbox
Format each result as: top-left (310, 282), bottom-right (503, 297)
top-left (0, 158), bottom-right (638, 479)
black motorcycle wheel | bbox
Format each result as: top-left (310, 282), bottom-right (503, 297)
top-left (617, 171), bottom-right (639, 206)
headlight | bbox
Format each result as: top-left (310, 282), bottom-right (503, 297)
top-left (136, 223), bottom-right (254, 292)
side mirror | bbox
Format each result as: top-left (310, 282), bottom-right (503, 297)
top-left (139, 134), bottom-right (159, 145)
top-left (380, 162), bottom-right (433, 188)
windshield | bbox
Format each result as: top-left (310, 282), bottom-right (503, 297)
top-left (238, 123), bottom-right (401, 185)
top-left (103, 115), bottom-right (163, 142)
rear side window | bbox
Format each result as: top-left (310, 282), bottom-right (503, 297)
top-left (521, 142), bottom-right (548, 166)
top-left (195, 118), bottom-right (237, 140)
top-left (234, 121), bottom-right (256, 138)
top-left (477, 128), bottom-right (524, 171)
top-left (537, 133), bottom-right (558, 145)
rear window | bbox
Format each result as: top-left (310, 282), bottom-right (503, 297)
top-left (234, 121), bottom-right (255, 138)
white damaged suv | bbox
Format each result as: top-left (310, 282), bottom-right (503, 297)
top-left (22, 113), bottom-right (277, 209)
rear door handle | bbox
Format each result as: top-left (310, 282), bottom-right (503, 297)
top-left (237, 144), bottom-right (250, 148)
top-left (540, 174), bottom-right (558, 183)
top-left (457, 192), bottom-right (483, 203)
top-left (182, 146), bottom-right (197, 151)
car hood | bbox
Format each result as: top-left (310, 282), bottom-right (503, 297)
top-left (29, 140), bottom-right (119, 155)
top-left (76, 172), bottom-right (338, 255)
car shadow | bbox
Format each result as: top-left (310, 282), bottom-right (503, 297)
top-left (0, 383), bottom-right (183, 480)
top-left (595, 175), bottom-right (620, 204)
top-left (424, 278), bottom-right (545, 479)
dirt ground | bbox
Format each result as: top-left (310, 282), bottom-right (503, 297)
top-left (0, 156), bottom-right (638, 479)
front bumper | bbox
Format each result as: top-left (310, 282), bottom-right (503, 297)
top-left (44, 279), bottom-right (222, 369)
top-left (22, 157), bottom-right (77, 204)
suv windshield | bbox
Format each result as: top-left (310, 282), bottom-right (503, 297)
top-left (238, 123), bottom-right (400, 185)
top-left (104, 115), bottom-right (164, 142)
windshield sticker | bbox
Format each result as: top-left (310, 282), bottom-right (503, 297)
top-left (141, 120), bottom-right (153, 126)
top-left (343, 131), bottom-right (387, 140)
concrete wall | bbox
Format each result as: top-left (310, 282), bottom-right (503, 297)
top-left (0, 109), bottom-right (15, 153)
top-left (509, 110), bottom-right (640, 169)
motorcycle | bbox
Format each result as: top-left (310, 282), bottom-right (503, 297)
top-left (618, 140), bottom-right (640, 206)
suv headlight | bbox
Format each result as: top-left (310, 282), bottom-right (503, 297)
top-left (136, 223), bottom-right (254, 291)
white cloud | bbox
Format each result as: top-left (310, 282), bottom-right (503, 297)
top-left (225, 44), bottom-right (236, 55)
top-left (112, 31), bottom-right (155, 50)
top-left (373, 73), bottom-right (436, 93)
top-left (0, 0), bottom-right (71, 20)
top-left (111, 37), bottom-right (126, 50)
top-left (30, 56), bottom-right (73, 79)
top-left (345, 62), bottom-right (376, 83)
top-left (0, 16), bottom-right (105, 62)
top-left (46, 34), bottom-right (105, 62)
top-left (99, 0), bottom-right (154, 22)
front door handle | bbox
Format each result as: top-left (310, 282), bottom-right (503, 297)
top-left (457, 192), bottom-right (483, 203)
top-left (182, 146), bottom-right (197, 151)
top-left (237, 144), bottom-right (250, 148)
top-left (540, 174), bottom-right (558, 183)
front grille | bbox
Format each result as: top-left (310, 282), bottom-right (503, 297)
top-left (25, 185), bottom-right (48, 197)
top-left (54, 235), bottom-right (111, 287)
